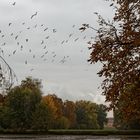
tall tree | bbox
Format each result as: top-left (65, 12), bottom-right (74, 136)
top-left (97, 104), bottom-right (107, 129)
top-left (114, 80), bottom-right (140, 129)
top-left (42, 94), bottom-right (64, 129)
top-left (80, 0), bottom-right (140, 118)
top-left (75, 100), bottom-right (99, 129)
top-left (5, 77), bottom-right (42, 130)
top-left (31, 101), bottom-right (52, 130)
top-left (63, 100), bottom-right (77, 128)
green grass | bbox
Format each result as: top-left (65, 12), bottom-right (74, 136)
top-left (0, 129), bottom-right (140, 135)
top-left (48, 129), bottom-right (140, 135)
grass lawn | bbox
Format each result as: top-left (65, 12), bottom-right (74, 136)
top-left (0, 129), bottom-right (140, 135)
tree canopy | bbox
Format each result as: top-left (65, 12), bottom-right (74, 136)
top-left (80, 0), bottom-right (140, 118)
top-left (0, 78), bottom-right (107, 130)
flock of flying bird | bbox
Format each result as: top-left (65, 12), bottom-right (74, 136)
top-left (0, 1), bottom-right (91, 73)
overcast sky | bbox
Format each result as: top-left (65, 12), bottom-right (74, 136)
top-left (0, 0), bottom-right (114, 116)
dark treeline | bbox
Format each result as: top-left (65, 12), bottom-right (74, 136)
top-left (0, 77), bottom-right (107, 131)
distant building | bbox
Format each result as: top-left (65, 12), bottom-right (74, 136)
top-left (106, 117), bottom-right (114, 128)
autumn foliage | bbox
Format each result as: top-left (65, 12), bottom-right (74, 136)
top-left (80, 0), bottom-right (140, 122)
top-left (0, 77), bottom-right (107, 130)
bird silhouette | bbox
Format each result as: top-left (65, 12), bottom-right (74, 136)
top-left (27, 27), bottom-right (30, 30)
top-left (45, 36), bottom-right (49, 39)
top-left (12, 2), bottom-right (16, 6)
top-left (53, 29), bottom-right (56, 33)
top-left (61, 40), bottom-right (65, 44)
top-left (15, 35), bottom-right (18, 40)
top-left (13, 50), bottom-right (16, 55)
top-left (1, 43), bottom-right (6, 46)
top-left (31, 12), bottom-right (37, 19)
top-left (34, 24), bottom-right (37, 28)
top-left (25, 39), bottom-right (29, 42)
top-left (33, 55), bottom-right (35, 58)
top-left (41, 40), bottom-right (44, 45)
top-left (9, 23), bottom-right (12, 26)
top-left (43, 45), bottom-right (46, 49)
top-left (20, 45), bottom-right (23, 50)
top-left (25, 60), bottom-right (27, 64)
top-left (72, 25), bottom-right (75, 28)
top-left (74, 38), bottom-right (79, 42)
top-left (45, 51), bottom-right (48, 54)
top-left (44, 28), bottom-right (48, 31)
top-left (41, 55), bottom-right (44, 58)
top-left (69, 33), bottom-right (73, 38)
top-left (65, 40), bottom-right (68, 43)
top-left (53, 54), bottom-right (56, 58)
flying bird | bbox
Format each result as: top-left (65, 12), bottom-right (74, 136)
top-left (41, 40), bottom-right (44, 45)
top-left (41, 55), bottom-right (44, 58)
top-left (74, 38), bottom-right (79, 42)
top-left (31, 12), bottom-right (37, 19)
top-left (53, 29), bottom-right (56, 33)
top-left (69, 33), bottom-right (73, 38)
top-left (72, 25), bottom-right (75, 28)
top-left (9, 23), bottom-right (12, 26)
top-left (43, 45), bottom-right (46, 49)
top-left (25, 39), bottom-right (29, 42)
top-left (34, 24), bottom-right (37, 28)
top-left (33, 55), bottom-right (35, 58)
top-left (53, 54), bottom-right (56, 58)
top-left (1, 43), bottom-right (6, 46)
top-left (13, 50), bottom-right (16, 55)
top-left (20, 45), bottom-right (23, 50)
top-left (15, 35), bottom-right (18, 40)
top-left (45, 51), bottom-right (48, 54)
top-left (27, 27), bottom-right (30, 30)
top-left (12, 2), bottom-right (16, 6)
top-left (45, 36), bottom-right (49, 39)
top-left (44, 28), bottom-right (48, 31)
top-left (61, 40), bottom-right (65, 44)
top-left (65, 40), bottom-right (68, 43)
top-left (0, 50), bottom-right (4, 56)
top-left (25, 60), bottom-right (27, 64)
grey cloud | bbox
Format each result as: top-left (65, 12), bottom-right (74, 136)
top-left (0, 0), bottom-right (113, 109)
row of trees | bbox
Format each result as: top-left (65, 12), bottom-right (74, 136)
top-left (0, 77), bottom-right (107, 131)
